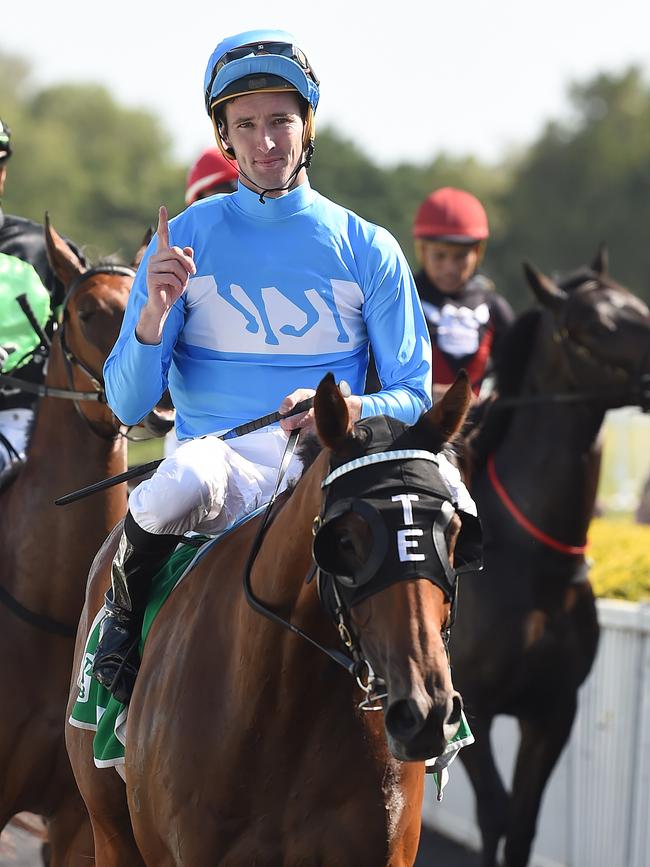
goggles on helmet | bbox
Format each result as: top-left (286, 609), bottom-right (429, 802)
top-left (204, 40), bottom-right (319, 115)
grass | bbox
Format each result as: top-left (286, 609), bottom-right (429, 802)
top-left (128, 436), bottom-right (165, 467)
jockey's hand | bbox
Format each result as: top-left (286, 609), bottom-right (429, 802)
top-left (136, 206), bottom-right (196, 345)
top-left (279, 386), bottom-right (362, 433)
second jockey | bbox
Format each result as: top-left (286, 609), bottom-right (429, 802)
top-left (413, 187), bottom-right (514, 399)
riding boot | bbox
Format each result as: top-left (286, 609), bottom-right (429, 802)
top-left (91, 511), bottom-right (177, 704)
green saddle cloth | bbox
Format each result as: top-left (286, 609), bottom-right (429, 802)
top-left (69, 539), bottom-right (208, 767)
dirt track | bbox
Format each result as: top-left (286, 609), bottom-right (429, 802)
top-left (1, 814), bottom-right (477, 866)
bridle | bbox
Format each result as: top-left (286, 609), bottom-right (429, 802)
top-left (243, 423), bottom-right (482, 711)
top-left (56, 266), bottom-right (136, 440)
top-left (484, 277), bottom-right (650, 558)
top-left (493, 280), bottom-right (650, 412)
top-left (0, 265), bottom-right (142, 442)
top-left (0, 266), bottom-right (139, 638)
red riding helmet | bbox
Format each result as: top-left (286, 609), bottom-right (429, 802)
top-left (185, 147), bottom-right (239, 205)
top-left (413, 187), bottom-right (489, 243)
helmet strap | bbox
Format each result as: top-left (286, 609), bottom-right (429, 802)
top-left (240, 139), bottom-right (313, 203)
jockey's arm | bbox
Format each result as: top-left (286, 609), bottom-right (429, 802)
top-left (359, 226), bottom-right (432, 424)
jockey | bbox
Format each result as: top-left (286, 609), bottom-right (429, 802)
top-left (185, 147), bottom-right (239, 205)
top-left (92, 29), bottom-right (436, 703)
top-left (0, 118), bottom-right (83, 471)
top-left (413, 187), bottom-right (514, 399)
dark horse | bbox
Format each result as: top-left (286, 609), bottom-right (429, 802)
top-left (67, 372), bottom-right (482, 866)
top-left (0, 219), bottom-right (164, 864)
top-left (452, 246), bottom-right (650, 867)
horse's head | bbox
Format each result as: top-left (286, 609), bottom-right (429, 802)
top-left (312, 372), bottom-right (481, 761)
top-left (44, 219), bottom-right (172, 435)
top-left (524, 245), bottom-right (650, 410)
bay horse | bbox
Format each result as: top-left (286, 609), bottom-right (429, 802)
top-left (66, 372), bottom-right (482, 866)
top-left (0, 218), bottom-right (165, 864)
top-left (453, 246), bottom-right (650, 867)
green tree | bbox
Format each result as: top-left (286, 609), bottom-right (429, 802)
top-left (493, 67), bottom-right (650, 307)
top-left (1, 53), bottom-right (185, 264)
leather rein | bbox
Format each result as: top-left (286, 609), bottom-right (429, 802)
top-left (242, 432), bottom-right (461, 711)
top-left (485, 303), bottom-right (650, 558)
top-left (0, 266), bottom-right (137, 638)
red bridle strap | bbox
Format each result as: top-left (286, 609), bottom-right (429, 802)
top-left (487, 454), bottom-right (588, 555)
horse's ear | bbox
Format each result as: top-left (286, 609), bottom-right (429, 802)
top-left (523, 261), bottom-right (567, 313)
top-left (413, 371), bottom-right (472, 451)
top-left (132, 226), bottom-right (154, 269)
top-left (314, 373), bottom-right (353, 453)
top-left (591, 242), bottom-right (608, 277)
top-left (44, 212), bottom-right (85, 288)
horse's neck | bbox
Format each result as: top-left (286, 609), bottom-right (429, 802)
top-left (246, 450), bottom-right (346, 680)
top-left (28, 341), bottom-right (126, 487)
top-left (3, 341), bottom-right (127, 618)
top-left (493, 325), bottom-right (606, 544)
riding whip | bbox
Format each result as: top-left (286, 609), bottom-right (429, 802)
top-left (54, 382), bottom-right (350, 507)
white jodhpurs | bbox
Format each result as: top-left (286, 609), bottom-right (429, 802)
top-left (0, 408), bottom-right (33, 472)
top-left (128, 426), bottom-right (304, 537)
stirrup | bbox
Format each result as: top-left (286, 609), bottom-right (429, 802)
top-left (92, 636), bottom-right (141, 705)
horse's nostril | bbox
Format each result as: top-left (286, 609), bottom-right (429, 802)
top-left (449, 693), bottom-right (462, 726)
top-left (385, 699), bottom-right (423, 740)
top-left (443, 692), bottom-right (463, 741)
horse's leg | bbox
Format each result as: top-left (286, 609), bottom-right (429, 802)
top-left (65, 725), bottom-right (143, 867)
top-left (459, 714), bottom-right (509, 867)
top-left (45, 789), bottom-right (94, 867)
top-left (503, 701), bottom-right (576, 867)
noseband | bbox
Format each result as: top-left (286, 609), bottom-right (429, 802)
top-left (243, 420), bottom-right (482, 710)
top-left (56, 266), bottom-right (136, 439)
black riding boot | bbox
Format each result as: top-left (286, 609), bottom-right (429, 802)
top-left (91, 511), bottom-right (177, 704)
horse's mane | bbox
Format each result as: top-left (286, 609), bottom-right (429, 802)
top-left (296, 433), bottom-right (323, 475)
top-left (493, 308), bottom-right (543, 397)
top-left (467, 308), bottom-right (543, 469)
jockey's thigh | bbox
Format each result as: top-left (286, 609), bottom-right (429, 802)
top-left (128, 426), bottom-right (303, 537)
top-left (0, 407), bottom-right (34, 469)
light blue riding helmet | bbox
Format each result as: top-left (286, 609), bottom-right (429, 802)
top-left (203, 29), bottom-right (320, 118)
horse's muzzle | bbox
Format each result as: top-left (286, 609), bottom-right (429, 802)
top-left (384, 690), bottom-right (463, 761)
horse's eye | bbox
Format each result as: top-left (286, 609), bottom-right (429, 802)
top-left (77, 309), bottom-right (95, 323)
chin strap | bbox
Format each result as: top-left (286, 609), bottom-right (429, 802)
top-left (238, 140), bottom-right (315, 204)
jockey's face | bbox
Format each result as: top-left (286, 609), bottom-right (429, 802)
top-left (420, 241), bottom-right (481, 295)
top-left (221, 91), bottom-right (306, 198)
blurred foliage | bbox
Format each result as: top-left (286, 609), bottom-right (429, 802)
top-left (589, 518), bottom-right (650, 601)
top-left (0, 50), bottom-right (185, 265)
top-left (1, 49), bottom-right (650, 306)
top-left (490, 66), bottom-right (650, 306)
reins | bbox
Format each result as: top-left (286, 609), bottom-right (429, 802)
top-left (242, 434), bottom-right (464, 711)
top-left (57, 266), bottom-right (137, 441)
top-left (486, 454), bottom-right (588, 556)
top-left (0, 267), bottom-right (138, 637)
top-left (482, 290), bottom-right (650, 555)
top-left (242, 429), bottom-right (365, 680)
top-left (489, 306), bottom-right (650, 413)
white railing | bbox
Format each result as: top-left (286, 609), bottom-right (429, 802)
top-left (423, 599), bottom-right (650, 867)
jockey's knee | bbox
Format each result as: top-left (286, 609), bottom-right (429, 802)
top-left (128, 436), bottom-right (229, 536)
